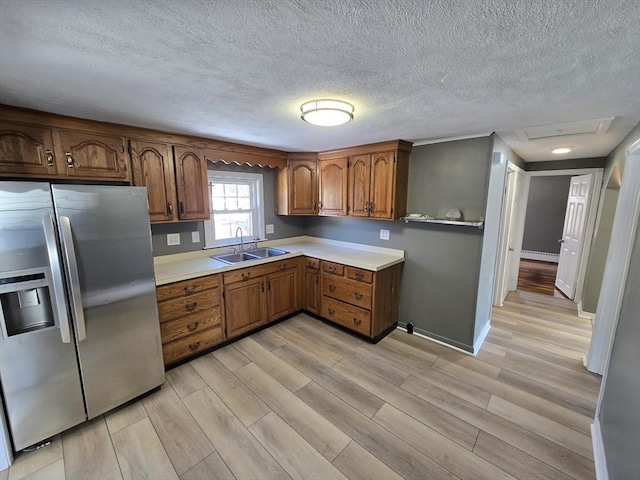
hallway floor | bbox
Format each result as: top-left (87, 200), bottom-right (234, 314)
top-left (3, 291), bottom-right (600, 480)
top-left (517, 259), bottom-right (566, 298)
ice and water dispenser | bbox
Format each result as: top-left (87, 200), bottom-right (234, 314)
top-left (0, 269), bottom-right (56, 338)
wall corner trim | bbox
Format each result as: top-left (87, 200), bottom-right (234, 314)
top-left (591, 419), bottom-right (609, 480)
top-left (577, 301), bottom-right (596, 320)
top-left (473, 320), bottom-right (492, 355)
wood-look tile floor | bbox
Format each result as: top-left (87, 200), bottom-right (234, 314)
top-left (517, 259), bottom-right (566, 298)
top-left (2, 290), bottom-right (600, 480)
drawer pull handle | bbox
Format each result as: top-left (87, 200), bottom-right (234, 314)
top-left (184, 286), bottom-right (196, 294)
top-left (329, 285), bottom-right (336, 292)
top-left (279, 264), bottom-right (286, 270)
top-left (328, 308), bottom-right (335, 316)
top-left (354, 293), bottom-right (363, 300)
top-left (188, 342), bottom-right (200, 351)
top-left (355, 272), bottom-right (363, 280)
top-left (328, 267), bottom-right (335, 273)
top-left (353, 318), bottom-right (362, 325)
top-left (185, 302), bottom-right (197, 311)
top-left (187, 322), bottom-right (199, 331)
top-left (65, 152), bottom-right (74, 168)
top-left (241, 272), bottom-right (251, 279)
top-left (45, 150), bottom-right (54, 166)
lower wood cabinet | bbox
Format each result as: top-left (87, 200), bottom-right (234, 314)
top-left (156, 274), bottom-right (224, 366)
top-left (320, 261), bottom-right (402, 339)
top-left (155, 255), bottom-right (402, 367)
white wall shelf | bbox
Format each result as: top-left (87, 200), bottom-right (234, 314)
top-left (400, 216), bottom-right (484, 229)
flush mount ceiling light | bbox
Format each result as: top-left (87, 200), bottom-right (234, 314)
top-left (300, 99), bottom-right (354, 127)
top-left (551, 147), bottom-right (573, 154)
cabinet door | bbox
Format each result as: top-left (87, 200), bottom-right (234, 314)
top-left (267, 268), bottom-right (298, 321)
top-left (289, 159), bottom-right (317, 214)
top-left (0, 123), bottom-right (58, 176)
top-left (130, 140), bottom-right (177, 222)
top-left (55, 130), bottom-right (129, 181)
top-left (348, 154), bottom-right (371, 217)
top-left (318, 158), bottom-right (348, 216)
top-left (224, 277), bottom-right (267, 339)
top-left (174, 146), bottom-right (209, 220)
top-left (369, 151), bottom-right (396, 219)
top-left (304, 268), bottom-right (321, 314)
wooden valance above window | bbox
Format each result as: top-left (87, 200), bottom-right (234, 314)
top-left (205, 145), bottom-right (287, 169)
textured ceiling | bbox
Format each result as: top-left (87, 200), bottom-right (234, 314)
top-left (1, 0), bottom-right (639, 161)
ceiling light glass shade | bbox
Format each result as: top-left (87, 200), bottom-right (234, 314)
top-left (300, 99), bottom-right (354, 126)
top-left (552, 147), bottom-right (572, 154)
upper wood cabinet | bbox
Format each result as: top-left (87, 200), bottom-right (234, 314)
top-left (318, 158), bottom-right (348, 216)
top-left (173, 145), bottom-right (209, 221)
top-left (130, 140), bottom-right (177, 222)
top-left (275, 153), bottom-right (318, 215)
top-left (0, 123), bottom-right (130, 181)
top-left (349, 150), bottom-right (397, 219)
top-left (0, 123), bottom-right (57, 176)
top-left (54, 130), bottom-right (129, 181)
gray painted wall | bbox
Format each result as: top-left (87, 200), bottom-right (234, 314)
top-left (305, 136), bottom-right (494, 351)
top-left (522, 176), bottom-right (571, 254)
top-left (151, 162), bottom-right (305, 256)
top-left (581, 123), bottom-right (640, 312)
top-left (599, 211), bottom-right (640, 480)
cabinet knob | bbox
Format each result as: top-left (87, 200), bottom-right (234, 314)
top-left (354, 293), bottom-right (363, 300)
top-left (329, 284), bottom-right (336, 292)
top-left (167, 202), bottom-right (174, 215)
top-left (184, 286), bottom-right (196, 295)
top-left (187, 322), bottom-right (199, 331)
top-left (188, 342), bottom-right (200, 351)
top-left (241, 272), bottom-right (251, 280)
top-left (179, 202), bottom-right (185, 214)
top-left (65, 152), bottom-right (74, 168)
top-left (279, 264), bottom-right (286, 270)
top-left (355, 272), bottom-right (363, 280)
top-left (328, 308), bottom-right (335, 316)
top-left (185, 302), bottom-right (197, 311)
top-left (45, 150), bottom-right (54, 167)
top-left (353, 318), bottom-right (362, 325)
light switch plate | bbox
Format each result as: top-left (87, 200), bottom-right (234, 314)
top-left (167, 233), bottom-right (181, 246)
top-left (266, 224), bottom-right (274, 234)
top-left (191, 231), bottom-right (200, 243)
top-left (380, 229), bottom-right (390, 241)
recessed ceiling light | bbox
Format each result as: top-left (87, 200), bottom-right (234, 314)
top-left (551, 147), bottom-right (572, 154)
top-left (300, 99), bottom-right (354, 127)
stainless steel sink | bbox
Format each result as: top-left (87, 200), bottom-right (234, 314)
top-left (213, 252), bottom-right (258, 264)
top-left (212, 247), bottom-right (288, 264)
top-left (244, 247), bottom-right (288, 258)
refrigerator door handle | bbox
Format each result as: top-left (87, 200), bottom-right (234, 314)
top-left (59, 216), bottom-right (87, 341)
top-left (42, 215), bottom-right (73, 344)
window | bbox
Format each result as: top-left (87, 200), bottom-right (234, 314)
top-left (204, 171), bottom-right (265, 248)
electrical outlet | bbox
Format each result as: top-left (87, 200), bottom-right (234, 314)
top-left (191, 231), bottom-right (200, 243)
top-left (380, 229), bottom-right (390, 241)
top-left (266, 224), bottom-right (274, 234)
top-left (167, 233), bottom-right (181, 246)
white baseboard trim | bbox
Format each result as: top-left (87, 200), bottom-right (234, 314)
top-left (473, 321), bottom-right (492, 355)
top-left (395, 327), bottom-right (474, 356)
top-left (578, 301), bottom-right (596, 321)
top-left (591, 418), bottom-right (609, 480)
top-left (521, 250), bottom-right (560, 263)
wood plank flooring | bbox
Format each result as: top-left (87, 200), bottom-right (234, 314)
top-left (3, 290), bottom-right (600, 480)
top-left (518, 259), bottom-right (565, 298)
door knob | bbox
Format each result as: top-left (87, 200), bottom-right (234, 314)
top-left (558, 239), bottom-right (565, 243)
top-left (508, 247), bottom-right (514, 251)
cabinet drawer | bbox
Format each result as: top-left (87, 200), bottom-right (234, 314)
top-left (158, 288), bottom-right (220, 322)
top-left (156, 275), bottom-right (220, 302)
top-left (160, 307), bottom-right (221, 344)
top-left (304, 257), bottom-right (320, 270)
top-left (321, 296), bottom-right (371, 336)
top-left (345, 266), bottom-right (373, 284)
top-left (162, 326), bottom-right (223, 365)
top-left (322, 273), bottom-right (372, 309)
top-left (322, 261), bottom-right (344, 276)
top-left (223, 258), bottom-right (298, 284)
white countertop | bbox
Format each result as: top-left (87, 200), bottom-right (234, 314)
top-left (154, 236), bottom-right (405, 286)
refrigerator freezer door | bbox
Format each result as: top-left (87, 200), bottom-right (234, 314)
top-left (52, 185), bottom-right (164, 418)
top-left (0, 182), bottom-right (85, 451)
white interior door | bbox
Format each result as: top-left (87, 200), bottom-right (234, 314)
top-left (556, 174), bottom-right (594, 298)
top-left (494, 170), bottom-right (517, 305)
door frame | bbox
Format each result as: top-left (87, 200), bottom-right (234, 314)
top-left (493, 167), bottom-right (603, 305)
top-left (493, 161), bottom-right (525, 306)
top-left (587, 138), bottom-right (640, 376)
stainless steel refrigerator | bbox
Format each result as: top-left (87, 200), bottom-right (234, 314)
top-left (0, 182), bottom-right (164, 452)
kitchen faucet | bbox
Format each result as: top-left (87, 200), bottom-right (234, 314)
top-left (234, 226), bottom-right (244, 253)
